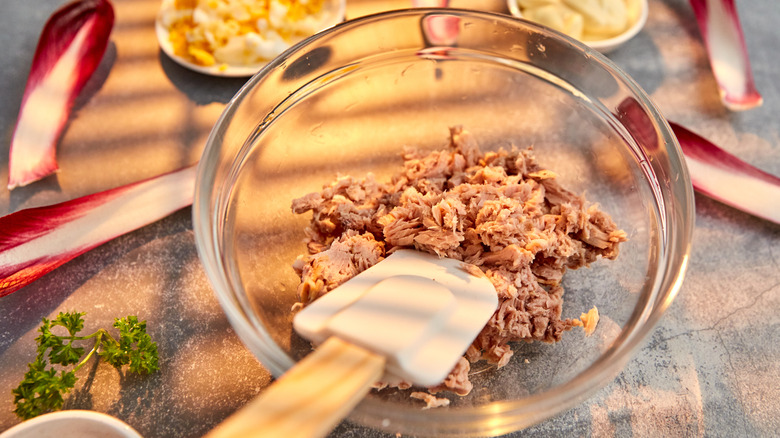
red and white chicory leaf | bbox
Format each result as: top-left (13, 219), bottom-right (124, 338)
top-left (0, 165), bottom-right (197, 297)
top-left (689, 0), bottom-right (762, 111)
top-left (7, 0), bottom-right (115, 190)
top-left (670, 122), bottom-right (780, 225)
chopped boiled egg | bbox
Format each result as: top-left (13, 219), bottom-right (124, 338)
top-left (160, 0), bottom-right (333, 68)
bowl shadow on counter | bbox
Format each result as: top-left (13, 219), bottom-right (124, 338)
top-left (605, 31), bottom-right (664, 96)
top-left (526, 27), bottom-right (664, 100)
top-left (58, 344), bottom-right (170, 435)
top-left (158, 51), bottom-right (250, 105)
top-left (158, 45), bottom-right (337, 105)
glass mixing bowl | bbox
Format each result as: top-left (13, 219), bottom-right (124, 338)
top-left (193, 8), bottom-right (694, 437)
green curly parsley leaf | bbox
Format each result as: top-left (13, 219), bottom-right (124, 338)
top-left (34, 312), bottom-right (87, 366)
top-left (12, 312), bottom-right (159, 420)
top-left (12, 358), bottom-right (77, 420)
top-left (100, 316), bottom-right (159, 374)
top-left (51, 311), bottom-right (85, 336)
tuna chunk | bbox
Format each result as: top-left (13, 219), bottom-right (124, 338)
top-left (294, 230), bottom-right (385, 304)
top-left (290, 126), bottom-right (626, 397)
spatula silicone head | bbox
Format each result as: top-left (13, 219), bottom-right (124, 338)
top-left (294, 249), bottom-right (498, 386)
top-left (206, 250), bottom-right (498, 438)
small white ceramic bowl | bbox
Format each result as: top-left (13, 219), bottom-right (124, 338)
top-left (507, 0), bottom-right (649, 53)
top-left (156, 0), bottom-right (346, 77)
top-left (0, 410), bottom-right (142, 438)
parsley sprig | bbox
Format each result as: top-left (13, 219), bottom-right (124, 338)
top-left (12, 311), bottom-right (159, 420)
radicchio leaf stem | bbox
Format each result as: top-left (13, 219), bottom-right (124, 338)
top-left (670, 122), bottom-right (780, 225)
top-left (689, 0), bottom-right (762, 111)
top-left (0, 165), bottom-right (197, 297)
top-left (7, 0), bottom-right (115, 190)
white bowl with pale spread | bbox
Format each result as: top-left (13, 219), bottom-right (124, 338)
top-left (508, 0), bottom-right (649, 53)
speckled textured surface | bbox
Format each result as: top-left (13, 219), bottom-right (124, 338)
top-left (0, 0), bottom-right (778, 437)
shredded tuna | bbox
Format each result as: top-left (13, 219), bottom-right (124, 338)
top-left (291, 126), bottom-right (626, 398)
top-left (428, 356), bottom-right (473, 396)
top-left (294, 230), bottom-right (385, 304)
top-left (410, 392), bottom-right (451, 409)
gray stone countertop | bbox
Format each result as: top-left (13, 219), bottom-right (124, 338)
top-left (0, 0), bottom-right (777, 437)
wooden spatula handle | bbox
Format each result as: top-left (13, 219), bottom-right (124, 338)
top-left (205, 337), bottom-right (386, 438)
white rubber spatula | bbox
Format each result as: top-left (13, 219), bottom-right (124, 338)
top-left (205, 249), bottom-right (497, 438)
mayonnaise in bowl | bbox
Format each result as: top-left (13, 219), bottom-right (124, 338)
top-left (508, 0), bottom-right (648, 53)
